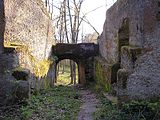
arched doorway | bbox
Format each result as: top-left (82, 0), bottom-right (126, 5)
top-left (118, 18), bottom-right (129, 63)
top-left (52, 43), bottom-right (98, 85)
top-left (111, 18), bottom-right (129, 84)
top-left (55, 59), bottom-right (79, 85)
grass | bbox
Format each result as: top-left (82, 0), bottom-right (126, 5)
top-left (93, 94), bottom-right (160, 120)
top-left (57, 65), bottom-right (78, 85)
top-left (20, 86), bottom-right (82, 120)
top-left (0, 86), bottom-right (82, 120)
top-left (57, 71), bottom-right (71, 85)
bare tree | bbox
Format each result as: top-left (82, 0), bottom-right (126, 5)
top-left (52, 0), bottom-right (101, 84)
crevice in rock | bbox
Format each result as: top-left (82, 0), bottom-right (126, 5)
top-left (12, 71), bottom-right (28, 81)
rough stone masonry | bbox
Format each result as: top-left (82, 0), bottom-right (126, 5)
top-left (96, 0), bottom-right (160, 101)
top-left (0, 0), bottom-right (55, 105)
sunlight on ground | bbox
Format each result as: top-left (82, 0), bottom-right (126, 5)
top-left (56, 60), bottom-right (78, 86)
top-left (57, 71), bottom-right (71, 85)
top-left (57, 70), bottom-right (78, 85)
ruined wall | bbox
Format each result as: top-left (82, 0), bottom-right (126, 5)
top-left (0, 0), bottom-right (55, 105)
top-left (0, 0), bottom-right (5, 82)
top-left (97, 0), bottom-right (160, 101)
top-left (94, 57), bottom-right (111, 92)
top-left (4, 0), bottom-right (54, 60)
top-left (99, 0), bottom-right (146, 63)
top-left (0, 0), bottom-right (4, 54)
top-left (126, 24), bottom-right (160, 100)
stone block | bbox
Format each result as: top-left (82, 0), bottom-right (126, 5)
top-left (117, 69), bottom-right (129, 102)
top-left (121, 46), bottom-right (142, 72)
top-left (14, 80), bottom-right (29, 100)
top-left (117, 69), bottom-right (129, 89)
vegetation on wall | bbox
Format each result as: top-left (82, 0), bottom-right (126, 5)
top-left (95, 60), bottom-right (110, 92)
top-left (121, 46), bottom-right (142, 58)
top-left (34, 59), bottom-right (53, 77)
top-left (4, 40), bottom-right (56, 92)
top-left (4, 40), bottom-right (55, 78)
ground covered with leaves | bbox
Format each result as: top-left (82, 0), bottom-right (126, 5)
top-left (1, 85), bottom-right (160, 120)
top-left (93, 94), bottom-right (160, 120)
top-left (0, 86), bottom-right (82, 120)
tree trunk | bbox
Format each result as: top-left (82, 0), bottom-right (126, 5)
top-left (73, 62), bottom-right (76, 84)
top-left (70, 60), bottom-right (73, 84)
top-left (69, 60), bottom-right (76, 84)
top-left (56, 64), bottom-right (60, 82)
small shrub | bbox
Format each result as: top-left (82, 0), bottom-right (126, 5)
top-left (20, 106), bottom-right (33, 119)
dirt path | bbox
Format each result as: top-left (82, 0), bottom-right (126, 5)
top-left (78, 88), bottom-right (99, 120)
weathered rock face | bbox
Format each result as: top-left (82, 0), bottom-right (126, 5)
top-left (0, 0), bottom-right (4, 54)
top-left (0, 1), bottom-right (5, 82)
top-left (97, 0), bottom-right (160, 101)
top-left (0, 0), bottom-right (55, 105)
top-left (126, 25), bottom-right (160, 100)
top-left (4, 0), bottom-right (54, 60)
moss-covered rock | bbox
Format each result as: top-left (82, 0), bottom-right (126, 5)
top-left (94, 58), bottom-right (111, 92)
top-left (117, 69), bottom-right (129, 89)
top-left (121, 46), bottom-right (142, 58)
top-left (121, 45), bottom-right (142, 71)
top-left (117, 69), bottom-right (129, 102)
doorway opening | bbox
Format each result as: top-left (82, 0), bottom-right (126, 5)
top-left (56, 59), bottom-right (78, 85)
top-left (118, 18), bottom-right (129, 63)
top-left (111, 18), bottom-right (129, 84)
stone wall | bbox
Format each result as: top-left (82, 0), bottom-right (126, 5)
top-left (0, 0), bottom-right (5, 83)
top-left (97, 0), bottom-right (160, 101)
top-left (0, 0), bottom-right (4, 54)
top-left (4, 0), bottom-right (54, 60)
top-left (94, 57), bottom-right (111, 92)
top-left (0, 0), bottom-right (55, 105)
top-left (126, 25), bottom-right (160, 100)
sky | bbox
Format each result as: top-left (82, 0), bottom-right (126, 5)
top-left (42, 0), bottom-right (116, 35)
top-left (81, 0), bottom-right (116, 34)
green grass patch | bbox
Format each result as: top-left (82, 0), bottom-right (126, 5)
top-left (57, 66), bottom-right (78, 85)
top-left (20, 86), bottom-right (82, 120)
top-left (57, 71), bottom-right (71, 85)
top-left (93, 95), bottom-right (160, 120)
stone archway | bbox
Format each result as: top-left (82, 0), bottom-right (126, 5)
top-left (54, 57), bottom-right (90, 85)
top-left (52, 43), bottom-right (98, 85)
